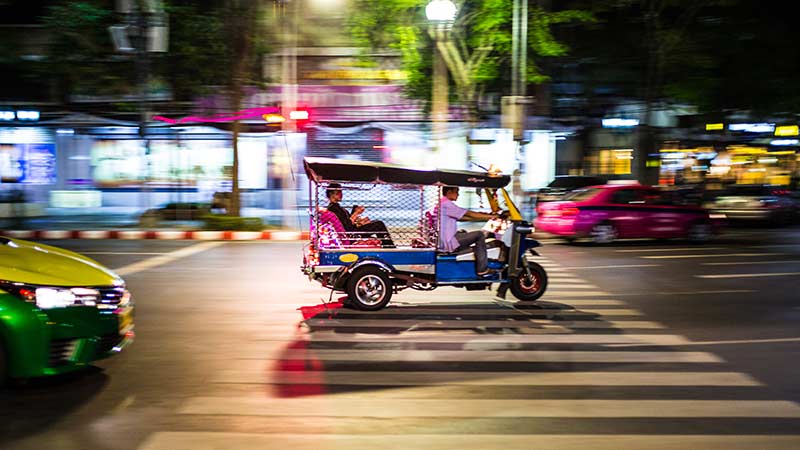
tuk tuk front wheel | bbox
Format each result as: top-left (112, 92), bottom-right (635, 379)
top-left (346, 266), bottom-right (393, 311)
top-left (509, 264), bottom-right (548, 301)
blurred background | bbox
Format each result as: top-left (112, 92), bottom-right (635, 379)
top-left (0, 0), bottom-right (798, 229)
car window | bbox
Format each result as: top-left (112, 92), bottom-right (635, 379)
top-left (548, 177), bottom-right (603, 189)
top-left (644, 190), bottom-right (674, 206)
top-left (724, 185), bottom-right (769, 196)
top-left (563, 188), bottom-right (603, 202)
top-left (610, 189), bottom-right (646, 204)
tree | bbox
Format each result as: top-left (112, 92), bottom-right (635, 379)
top-left (222, 0), bottom-right (270, 217)
top-left (39, 1), bottom-right (128, 103)
top-left (348, 0), bottom-right (593, 119)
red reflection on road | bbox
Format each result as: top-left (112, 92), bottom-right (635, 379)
top-left (270, 300), bottom-right (345, 397)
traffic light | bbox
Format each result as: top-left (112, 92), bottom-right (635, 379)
top-left (290, 108), bottom-right (311, 131)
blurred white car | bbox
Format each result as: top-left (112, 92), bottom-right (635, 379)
top-left (705, 185), bottom-right (797, 224)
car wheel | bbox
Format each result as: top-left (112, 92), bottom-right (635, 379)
top-left (346, 266), bottom-right (393, 311)
top-left (687, 221), bottom-right (713, 243)
top-left (510, 263), bottom-right (548, 302)
top-left (590, 222), bottom-right (617, 244)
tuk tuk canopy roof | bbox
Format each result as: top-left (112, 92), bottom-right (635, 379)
top-left (303, 157), bottom-right (511, 188)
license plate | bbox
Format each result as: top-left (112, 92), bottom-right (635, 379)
top-left (118, 306), bottom-right (134, 335)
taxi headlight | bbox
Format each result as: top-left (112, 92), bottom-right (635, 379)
top-left (0, 281), bottom-right (100, 309)
top-left (35, 287), bottom-right (77, 309)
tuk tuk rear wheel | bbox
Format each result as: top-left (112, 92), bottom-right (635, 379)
top-left (346, 266), bottom-right (393, 311)
top-left (510, 264), bottom-right (548, 301)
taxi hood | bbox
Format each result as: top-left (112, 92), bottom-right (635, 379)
top-left (0, 237), bottom-right (123, 287)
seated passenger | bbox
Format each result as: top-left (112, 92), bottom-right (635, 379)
top-left (437, 186), bottom-right (499, 276)
top-left (326, 183), bottom-right (395, 247)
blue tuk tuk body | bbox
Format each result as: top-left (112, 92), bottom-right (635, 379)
top-left (301, 157), bottom-right (548, 311)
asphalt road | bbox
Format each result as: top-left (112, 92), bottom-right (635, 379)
top-left (2, 226), bottom-right (800, 450)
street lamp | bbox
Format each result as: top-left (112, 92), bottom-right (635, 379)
top-left (426, 0), bottom-right (456, 152)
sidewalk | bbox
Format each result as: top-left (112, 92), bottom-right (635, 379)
top-left (0, 208), bottom-right (550, 241)
top-left (0, 207), bottom-right (311, 241)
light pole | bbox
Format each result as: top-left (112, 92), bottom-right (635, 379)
top-left (425, 0), bottom-right (456, 154)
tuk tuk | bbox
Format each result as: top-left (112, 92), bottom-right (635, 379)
top-left (301, 157), bottom-right (548, 310)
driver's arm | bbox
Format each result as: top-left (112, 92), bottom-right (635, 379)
top-left (462, 210), bottom-right (498, 221)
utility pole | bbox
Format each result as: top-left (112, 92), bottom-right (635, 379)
top-left (110, 0), bottom-right (168, 209)
top-left (503, 0), bottom-right (531, 142)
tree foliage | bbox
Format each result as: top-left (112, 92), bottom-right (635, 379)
top-left (39, 1), bottom-right (126, 101)
top-left (348, 0), bottom-right (593, 114)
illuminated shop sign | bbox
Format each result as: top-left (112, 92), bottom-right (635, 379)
top-left (770, 139), bottom-right (799, 146)
top-left (728, 123), bottom-right (775, 133)
top-left (774, 125), bottom-right (799, 136)
top-left (705, 123), bottom-right (724, 131)
top-left (0, 143), bottom-right (55, 184)
top-left (0, 110), bottom-right (40, 121)
top-left (602, 118), bottom-right (639, 128)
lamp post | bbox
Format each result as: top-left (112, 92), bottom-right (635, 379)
top-left (425, 0), bottom-right (456, 153)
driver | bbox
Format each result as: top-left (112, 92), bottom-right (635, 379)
top-left (438, 186), bottom-right (499, 276)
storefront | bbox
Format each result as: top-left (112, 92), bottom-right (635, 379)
top-left (658, 143), bottom-right (799, 188)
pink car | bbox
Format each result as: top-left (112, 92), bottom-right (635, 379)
top-left (534, 184), bottom-right (722, 244)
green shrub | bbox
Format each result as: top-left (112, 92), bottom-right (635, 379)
top-left (201, 214), bottom-right (265, 231)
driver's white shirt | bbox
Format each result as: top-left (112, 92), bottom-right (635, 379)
top-left (438, 196), bottom-right (467, 252)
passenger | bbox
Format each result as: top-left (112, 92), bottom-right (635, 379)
top-left (326, 183), bottom-right (395, 247)
top-left (438, 186), bottom-right (499, 276)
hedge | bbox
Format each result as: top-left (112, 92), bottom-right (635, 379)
top-left (201, 214), bottom-right (265, 231)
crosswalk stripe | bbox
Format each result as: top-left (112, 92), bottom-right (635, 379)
top-left (302, 319), bottom-right (664, 329)
top-left (615, 247), bottom-right (726, 253)
top-left (703, 260), bottom-right (800, 266)
top-left (178, 397), bottom-right (800, 418)
top-left (560, 264), bottom-right (661, 270)
top-left (231, 349), bottom-right (720, 363)
top-left (546, 284), bottom-right (597, 289)
top-left (641, 253), bottom-right (781, 259)
top-left (697, 272), bottom-right (800, 279)
top-left (250, 334), bottom-right (690, 345)
top-left (295, 307), bottom-right (635, 316)
top-left (213, 371), bottom-right (758, 386)
top-left (138, 432), bottom-right (800, 450)
top-left (397, 297), bottom-right (620, 306)
top-left (543, 291), bottom-right (616, 297)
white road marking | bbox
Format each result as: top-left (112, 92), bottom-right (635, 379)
top-left (302, 318), bottom-right (664, 329)
top-left (615, 247), bottom-right (726, 253)
top-left (697, 272), bottom-right (800, 279)
top-left (546, 284), bottom-right (597, 289)
top-left (560, 264), bottom-right (661, 269)
top-left (537, 299), bottom-right (627, 306)
top-left (651, 289), bottom-right (758, 295)
top-left (138, 432), bottom-right (800, 450)
top-left (641, 253), bottom-right (780, 259)
top-left (307, 307), bottom-right (633, 316)
top-left (82, 252), bottom-right (167, 255)
top-left (649, 337), bottom-right (800, 346)
top-left (253, 334), bottom-right (692, 345)
top-left (703, 260), bottom-right (800, 266)
top-left (178, 397), bottom-right (800, 418)
top-left (113, 241), bottom-right (225, 276)
top-left (214, 370), bottom-right (758, 386)
top-left (748, 244), bottom-right (800, 248)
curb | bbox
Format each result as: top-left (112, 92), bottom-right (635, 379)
top-left (0, 230), bottom-right (311, 241)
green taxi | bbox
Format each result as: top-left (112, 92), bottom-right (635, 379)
top-left (0, 237), bottom-right (133, 386)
